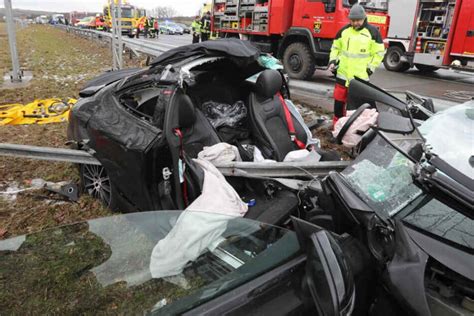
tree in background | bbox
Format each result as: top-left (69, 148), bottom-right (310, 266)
top-left (150, 6), bottom-right (177, 19)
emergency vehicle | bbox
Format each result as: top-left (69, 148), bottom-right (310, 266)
top-left (103, 0), bottom-right (137, 37)
top-left (384, 0), bottom-right (474, 72)
top-left (211, 0), bottom-right (390, 79)
top-left (134, 7), bottom-right (148, 33)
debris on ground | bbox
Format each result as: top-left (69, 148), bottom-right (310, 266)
top-left (0, 98), bottom-right (76, 125)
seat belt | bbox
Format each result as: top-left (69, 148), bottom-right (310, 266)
top-left (278, 93), bottom-right (306, 149)
top-left (173, 128), bottom-right (188, 207)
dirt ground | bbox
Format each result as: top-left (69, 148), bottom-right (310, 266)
top-left (0, 24), bottom-right (346, 240)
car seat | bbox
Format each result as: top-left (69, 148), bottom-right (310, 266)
top-left (248, 70), bottom-right (308, 161)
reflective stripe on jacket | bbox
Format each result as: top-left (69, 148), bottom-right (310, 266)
top-left (201, 16), bottom-right (211, 34)
top-left (329, 21), bottom-right (385, 86)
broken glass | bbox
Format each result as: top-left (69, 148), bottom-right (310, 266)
top-left (343, 136), bottom-right (422, 216)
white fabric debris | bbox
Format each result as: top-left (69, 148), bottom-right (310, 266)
top-left (333, 108), bottom-right (378, 148)
top-left (283, 149), bottom-right (321, 162)
top-left (253, 146), bottom-right (277, 163)
top-left (197, 142), bottom-right (242, 164)
top-left (149, 159), bottom-right (248, 280)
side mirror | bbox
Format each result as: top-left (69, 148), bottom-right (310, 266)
top-left (292, 217), bottom-right (355, 316)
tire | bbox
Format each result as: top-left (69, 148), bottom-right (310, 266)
top-left (384, 46), bottom-right (411, 72)
top-left (283, 42), bottom-right (316, 80)
top-left (415, 64), bottom-right (439, 72)
top-left (80, 164), bottom-right (118, 210)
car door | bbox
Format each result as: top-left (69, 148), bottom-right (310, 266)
top-left (292, 0), bottom-right (337, 39)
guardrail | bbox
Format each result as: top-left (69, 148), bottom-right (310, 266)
top-left (57, 25), bottom-right (168, 58)
top-left (0, 143), bottom-right (349, 178)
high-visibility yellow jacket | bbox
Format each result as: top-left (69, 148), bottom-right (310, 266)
top-left (191, 20), bottom-right (201, 34)
top-left (329, 21), bottom-right (385, 86)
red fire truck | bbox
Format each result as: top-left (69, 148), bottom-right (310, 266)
top-left (211, 0), bottom-right (390, 79)
top-left (384, 0), bottom-right (474, 73)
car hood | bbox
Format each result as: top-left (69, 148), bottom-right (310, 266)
top-left (151, 38), bottom-right (260, 68)
top-left (0, 211), bottom-right (299, 314)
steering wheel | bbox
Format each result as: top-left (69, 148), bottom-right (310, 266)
top-left (336, 103), bottom-right (371, 145)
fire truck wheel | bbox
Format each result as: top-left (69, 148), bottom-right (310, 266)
top-left (283, 42), bottom-right (316, 80)
top-left (415, 64), bottom-right (439, 72)
top-left (384, 46), bottom-right (410, 72)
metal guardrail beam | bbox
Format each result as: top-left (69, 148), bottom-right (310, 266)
top-left (214, 161), bottom-right (349, 178)
top-left (0, 143), bottom-right (348, 178)
top-left (0, 143), bottom-right (101, 165)
top-left (59, 25), bottom-right (167, 58)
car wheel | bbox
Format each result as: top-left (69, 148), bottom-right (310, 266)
top-left (283, 42), bottom-right (316, 80)
top-left (384, 46), bottom-right (411, 72)
top-left (415, 64), bottom-right (439, 72)
top-left (80, 164), bottom-right (117, 210)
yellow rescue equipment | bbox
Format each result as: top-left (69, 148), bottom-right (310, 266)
top-left (0, 98), bottom-right (76, 125)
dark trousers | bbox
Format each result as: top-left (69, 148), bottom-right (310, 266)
top-left (201, 32), bottom-right (209, 41)
top-left (192, 34), bottom-right (200, 43)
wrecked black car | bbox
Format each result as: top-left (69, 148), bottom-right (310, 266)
top-left (67, 39), bottom-right (336, 225)
top-left (63, 39), bottom-right (473, 315)
top-left (0, 211), bottom-right (362, 314)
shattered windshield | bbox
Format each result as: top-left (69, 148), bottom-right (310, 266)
top-left (342, 135), bottom-right (422, 217)
top-left (0, 211), bottom-right (299, 314)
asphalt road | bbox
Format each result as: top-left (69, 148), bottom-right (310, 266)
top-left (133, 33), bottom-right (474, 106)
top-left (307, 66), bottom-right (474, 102)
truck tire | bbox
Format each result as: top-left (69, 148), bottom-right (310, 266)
top-left (384, 46), bottom-right (410, 72)
top-left (415, 64), bottom-right (439, 72)
top-left (283, 42), bottom-right (316, 80)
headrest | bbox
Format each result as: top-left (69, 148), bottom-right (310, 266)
top-left (177, 94), bottom-right (196, 128)
top-left (255, 70), bottom-right (283, 99)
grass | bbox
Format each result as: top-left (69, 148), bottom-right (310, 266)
top-left (0, 23), bottom-right (147, 239)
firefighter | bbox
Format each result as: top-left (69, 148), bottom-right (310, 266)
top-left (328, 4), bottom-right (385, 126)
top-left (95, 14), bottom-right (104, 31)
top-left (191, 15), bottom-right (202, 43)
top-left (200, 11), bottom-right (211, 42)
top-left (136, 17), bottom-right (144, 38)
top-left (144, 16), bottom-right (152, 38)
top-left (152, 18), bottom-right (159, 39)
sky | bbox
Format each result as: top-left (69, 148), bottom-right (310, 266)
top-left (0, 0), bottom-right (205, 16)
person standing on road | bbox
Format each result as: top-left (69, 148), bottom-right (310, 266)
top-left (191, 15), bottom-right (202, 43)
top-left (328, 4), bottom-right (385, 125)
top-left (144, 16), bottom-right (152, 38)
top-left (152, 18), bottom-right (159, 39)
top-left (201, 11), bottom-right (211, 42)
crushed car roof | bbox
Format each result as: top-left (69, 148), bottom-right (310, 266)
top-left (151, 39), bottom-right (261, 68)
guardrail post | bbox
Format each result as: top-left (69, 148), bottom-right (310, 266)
top-left (111, 0), bottom-right (123, 70)
top-left (4, 0), bottom-right (22, 82)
